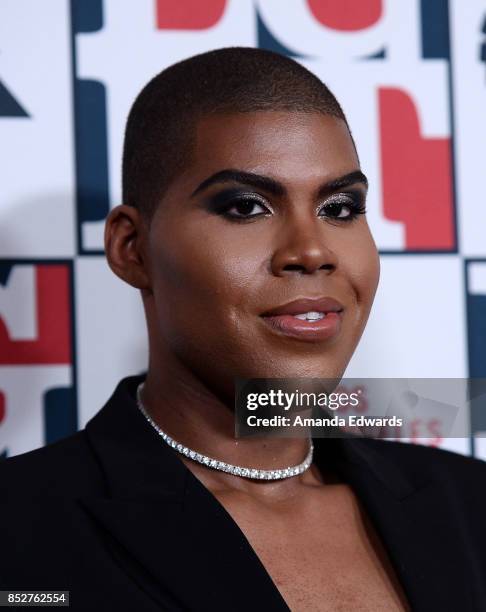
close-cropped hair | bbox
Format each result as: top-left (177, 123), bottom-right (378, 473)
top-left (122, 46), bottom-right (349, 222)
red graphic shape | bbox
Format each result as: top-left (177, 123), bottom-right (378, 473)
top-left (307, 0), bottom-right (382, 31)
top-left (379, 88), bottom-right (455, 250)
top-left (0, 265), bottom-right (71, 365)
top-left (0, 391), bottom-right (5, 424)
top-left (156, 0), bottom-right (226, 29)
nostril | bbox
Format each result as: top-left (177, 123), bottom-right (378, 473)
top-left (283, 264), bottom-right (306, 272)
top-left (281, 263), bottom-right (334, 274)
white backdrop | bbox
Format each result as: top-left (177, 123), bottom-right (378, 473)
top-left (1, 0), bottom-right (485, 459)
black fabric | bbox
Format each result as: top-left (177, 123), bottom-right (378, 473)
top-left (1, 374), bottom-right (486, 611)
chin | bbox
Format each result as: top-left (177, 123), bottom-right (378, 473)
top-left (252, 361), bottom-right (347, 380)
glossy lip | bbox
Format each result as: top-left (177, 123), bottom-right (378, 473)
top-left (259, 297), bottom-right (344, 343)
top-left (261, 296), bottom-right (344, 317)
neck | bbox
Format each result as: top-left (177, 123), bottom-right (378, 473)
top-left (141, 353), bottom-right (326, 497)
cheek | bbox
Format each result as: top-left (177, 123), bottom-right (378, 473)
top-left (150, 222), bottom-right (262, 322)
top-left (148, 221), bottom-right (267, 384)
top-left (342, 229), bottom-right (380, 313)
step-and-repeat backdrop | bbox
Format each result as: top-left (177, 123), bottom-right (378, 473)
top-left (1, 0), bottom-right (485, 459)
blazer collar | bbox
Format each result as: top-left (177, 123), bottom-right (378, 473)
top-left (83, 375), bottom-right (417, 503)
top-left (80, 375), bottom-right (471, 611)
top-left (82, 374), bottom-right (290, 610)
top-left (83, 374), bottom-right (187, 503)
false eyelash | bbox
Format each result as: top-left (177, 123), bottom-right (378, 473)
top-left (317, 192), bottom-right (367, 222)
top-left (205, 189), bottom-right (272, 220)
top-left (205, 188), bottom-right (367, 223)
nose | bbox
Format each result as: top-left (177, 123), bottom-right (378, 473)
top-left (270, 217), bottom-right (338, 277)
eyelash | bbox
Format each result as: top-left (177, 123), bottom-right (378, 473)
top-left (208, 191), bottom-right (367, 223)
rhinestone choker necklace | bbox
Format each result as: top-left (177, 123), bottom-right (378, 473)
top-left (136, 382), bottom-right (314, 481)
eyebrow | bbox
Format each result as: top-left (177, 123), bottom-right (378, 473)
top-left (190, 168), bottom-right (368, 199)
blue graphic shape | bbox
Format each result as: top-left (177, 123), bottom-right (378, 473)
top-left (465, 260), bottom-right (486, 455)
top-left (466, 277), bottom-right (486, 378)
top-left (43, 386), bottom-right (78, 445)
top-left (257, 8), bottom-right (384, 62)
top-left (73, 80), bottom-right (110, 227)
top-left (365, 48), bottom-right (386, 60)
top-left (0, 81), bottom-right (29, 117)
top-left (480, 15), bottom-right (486, 65)
top-left (71, 0), bottom-right (109, 254)
top-left (420, 0), bottom-right (450, 59)
top-left (0, 262), bottom-right (13, 286)
top-left (71, 0), bottom-right (103, 31)
top-left (257, 11), bottom-right (302, 58)
top-left (0, 449), bottom-right (7, 460)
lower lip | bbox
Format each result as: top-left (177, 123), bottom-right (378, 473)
top-left (260, 312), bottom-right (342, 342)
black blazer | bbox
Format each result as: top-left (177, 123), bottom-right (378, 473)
top-left (1, 374), bottom-right (486, 611)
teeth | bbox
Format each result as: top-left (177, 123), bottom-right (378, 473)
top-left (294, 311), bottom-right (326, 321)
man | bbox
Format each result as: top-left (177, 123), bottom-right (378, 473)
top-left (1, 48), bottom-right (485, 611)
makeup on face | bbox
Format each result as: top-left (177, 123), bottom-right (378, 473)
top-left (192, 168), bottom-right (368, 226)
top-left (259, 296), bottom-right (344, 343)
top-left (146, 112), bottom-right (379, 385)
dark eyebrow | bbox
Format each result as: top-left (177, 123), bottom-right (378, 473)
top-left (317, 170), bottom-right (368, 198)
top-left (190, 168), bottom-right (368, 198)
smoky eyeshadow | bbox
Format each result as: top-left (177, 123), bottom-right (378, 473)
top-left (203, 187), bottom-right (268, 214)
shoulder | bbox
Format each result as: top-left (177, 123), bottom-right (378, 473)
top-left (369, 437), bottom-right (486, 470)
top-left (361, 437), bottom-right (486, 492)
top-left (0, 430), bottom-right (104, 499)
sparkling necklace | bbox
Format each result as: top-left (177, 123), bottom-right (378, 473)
top-left (136, 382), bottom-right (314, 480)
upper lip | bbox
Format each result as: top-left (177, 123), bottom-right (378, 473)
top-left (261, 297), bottom-right (344, 317)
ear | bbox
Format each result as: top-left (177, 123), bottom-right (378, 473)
top-left (104, 204), bottom-right (151, 291)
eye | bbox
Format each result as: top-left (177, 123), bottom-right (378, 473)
top-left (317, 193), bottom-right (366, 222)
top-left (225, 197), bottom-right (270, 219)
top-left (207, 190), bottom-right (273, 221)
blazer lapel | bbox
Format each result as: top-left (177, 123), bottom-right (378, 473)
top-left (321, 436), bottom-right (473, 612)
top-left (80, 375), bottom-right (289, 611)
top-left (80, 375), bottom-right (472, 611)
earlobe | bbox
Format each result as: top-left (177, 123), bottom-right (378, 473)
top-left (104, 204), bottom-right (151, 291)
